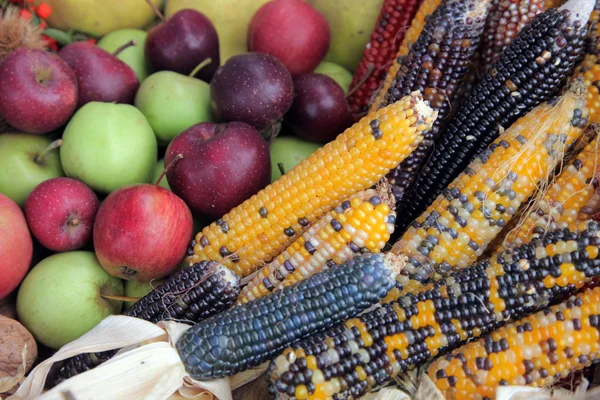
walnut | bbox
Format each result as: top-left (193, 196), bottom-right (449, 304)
top-left (0, 316), bottom-right (37, 395)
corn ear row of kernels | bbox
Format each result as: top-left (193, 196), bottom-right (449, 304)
top-left (266, 222), bottom-right (600, 400)
top-left (584, 0), bottom-right (600, 55)
top-left (428, 286), bottom-right (600, 400)
top-left (237, 186), bottom-right (396, 304)
top-left (186, 93), bottom-right (436, 278)
top-left (573, 54), bottom-right (600, 123)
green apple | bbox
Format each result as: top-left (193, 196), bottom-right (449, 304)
top-left (153, 159), bottom-right (171, 190)
top-left (314, 61), bottom-right (353, 94)
top-left (0, 133), bottom-right (64, 207)
top-left (134, 71), bottom-right (213, 145)
top-left (270, 136), bottom-right (321, 182)
top-left (124, 279), bottom-right (163, 310)
top-left (97, 29), bottom-right (151, 82)
top-left (60, 102), bottom-right (157, 194)
top-left (16, 251), bottom-right (124, 350)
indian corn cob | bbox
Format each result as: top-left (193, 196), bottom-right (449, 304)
top-left (52, 260), bottom-right (240, 386)
top-left (177, 252), bottom-right (403, 380)
top-left (237, 185), bottom-right (396, 304)
top-left (186, 93), bottom-right (436, 278)
top-left (378, 0), bottom-right (491, 206)
top-left (347, 0), bottom-right (424, 119)
top-left (428, 286), bottom-right (600, 400)
top-left (396, 0), bottom-right (593, 234)
top-left (266, 222), bottom-right (600, 399)
top-left (573, 55), bottom-right (600, 123)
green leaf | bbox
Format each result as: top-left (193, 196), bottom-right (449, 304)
top-left (43, 28), bottom-right (73, 46)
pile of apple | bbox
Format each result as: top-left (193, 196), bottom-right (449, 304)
top-left (0, 0), bottom-right (357, 355)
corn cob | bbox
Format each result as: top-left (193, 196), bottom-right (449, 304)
top-left (379, 0), bottom-right (491, 207)
top-left (369, 0), bottom-right (444, 112)
top-left (177, 252), bottom-right (403, 380)
top-left (545, 0), bottom-right (565, 7)
top-left (396, 0), bottom-right (593, 234)
top-left (584, 0), bottom-right (600, 55)
top-left (237, 185), bottom-right (396, 304)
top-left (52, 260), bottom-right (240, 386)
top-left (428, 286), bottom-right (600, 400)
top-left (186, 93), bottom-right (436, 278)
top-left (347, 0), bottom-right (424, 119)
top-left (573, 55), bottom-right (600, 124)
top-left (266, 222), bottom-right (600, 400)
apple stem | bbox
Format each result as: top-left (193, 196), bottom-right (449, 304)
top-left (100, 294), bottom-right (141, 302)
top-left (112, 40), bottom-right (137, 57)
top-left (278, 163), bottom-right (286, 176)
top-left (155, 153), bottom-right (184, 186)
top-left (189, 58), bottom-right (212, 77)
top-left (145, 0), bottom-right (165, 21)
top-left (67, 216), bottom-right (80, 227)
top-left (35, 139), bottom-right (63, 164)
top-left (346, 63), bottom-right (375, 99)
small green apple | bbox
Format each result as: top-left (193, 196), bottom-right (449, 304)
top-left (270, 135), bottom-right (321, 182)
top-left (97, 29), bottom-right (151, 82)
top-left (135, 71), bottom-right (213, 145)
top-left (0, 133), bottom-right (64, 206)
top-left (124, 279), bottom-right (163, 310)
top-left (60, 102), bottom-right (157, 194)
top-left (16, 251), bottom-right (124, 350)
top-left (314, 61), bottom-right (353, 93)
top-left (153, 159), bottom-right (171, 190)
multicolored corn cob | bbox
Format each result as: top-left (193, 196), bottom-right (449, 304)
top-left (186, 93), bottom-right (436, 278)
top-left (584, 0), bottom-right (600, 55)
top-left (379, 0), bottom-right (491, 206)
top-left (428, 286), bottom-right (600, 400)
top-left (266, 222), bottom-right (600, 399)
top-left (573, 55), bottom-right (600, 124)
top-left (177, 252), bottom-right (403, 380)
top-left (396, 0), bottom-right (593, 234)
top-left (347, 0), bottom-right (424, 119)
top-left (237, 185), bottom-right (396, 304)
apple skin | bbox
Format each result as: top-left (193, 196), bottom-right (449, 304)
top-left (248, 0), bottom-right (330, 77)
top-left (97, 29), bottom-right (152, 82)
top-left (314, 61), bottom-right (352, 93)
top-left (60, 102), bottom-right (157, 194)
top-left (134, 71), bottom-right (213, 145)
top-left (24, 177), bottom-right (99, 252)
top-left (0, 133), bottom-right (65, 207)
top-left (165, 122), bottom-right (271, 218)
top-left (123, 279), bottom-right (164, 310)
top-left (0, 48), bottom-right (78, 135)
top-left (94, 184), bottom-right (194, 281)
top-left (153, 159), bottom-right (171, 191)
top-left (16, 251), bottom-right (123, 350)
top-left (269, 135), bottom-right (321, 182)
top-left (0, 194), bottom-right (33, 300)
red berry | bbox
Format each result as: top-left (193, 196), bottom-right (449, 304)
top-left (36, 3), bottom-right (52, 19)
top-left (87, 38), bottom-right (97, 44)
top-left (18, 9), bottom-right (32, 20)
top-left (39, 20), bottom-right (47, 29)
top-left (42, 35), bottom-right (59, 52)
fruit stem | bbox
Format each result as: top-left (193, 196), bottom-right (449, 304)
top-left (189, 58), bottom-right (212, 77)
top-left (346, 63), bottom-right (375, 99)
top-left (67, 216), bottom-right (80, 227)
top-left (145, 0), bottom-right (165, 21)
top-left (35, 139), bottom-right (63, 164)
top-left (155, 154), bottom-right (184, 186)
top-left (100, 294), bottom-right (141, 302)
top-left (278, 163), bottom-right (286, 176)
top-left (112, 40), bottom-right (137, 57)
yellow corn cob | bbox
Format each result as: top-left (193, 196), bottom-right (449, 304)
top-left (187, 93), bottom-right (436, 277)
top-left (573, 54), bottom-right (600, 124)
top-left (369, 0), bottom-right (443, 112)
top-left (237, 185), bottom-right (396, 304)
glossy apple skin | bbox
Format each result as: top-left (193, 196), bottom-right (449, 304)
top-left (0, 48), bottom-right (77, 134)
top-left (248, 0), bottom-right (330, 76)
top-left (146, 9), bottom-right (220, 82)
top-left (59, 42), bottom-right (139, 108)
top-left (25, 177), bottom-right (99, 252)
top-left (0, 194), bottom-right (33, 300)
top-left (93, 184), bottom-right (194, 281)
top-left (286, 73), bottom-right (351, 142)
top-left (165, 122), bottom-right (271, 218)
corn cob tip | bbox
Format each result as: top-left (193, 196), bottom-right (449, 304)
top-left (383, 252), bottom-right (407, 275)
top-left (559, 0), bottom-right (595, 25)
top-left (375, 179), bottom-right (397, 214)
top-left (409, 91), bottom-right (437, 122)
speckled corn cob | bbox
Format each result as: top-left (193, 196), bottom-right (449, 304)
top-left (186, 93), bottom-right (436, 278)
top-left (428, 286), bottom-right (600, 400)
top-left (397, 0), bottom-right (593, 233)
top-left (573, 55), bottom-right (600, 124)
top-left (177, 252), bottom-right (402, 380)
top-left (237, 186), bottom-right (396, 304)
top-left (347, 0), bottom-right (424, 119)
top-left (266, 223), bottom-right (600, 400)
top-left (379, 0), bottom-right (490, 207)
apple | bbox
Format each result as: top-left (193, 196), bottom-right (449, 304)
top-left (165, 122), bottom-right (271, 218)
top-left (153, 159), bottom-right (171, 190)
top-left (24, 177), bottom-right (99, 252)
top-left (134, 71), bottom-right (213, 145)
top-left (98, 29), bottom-right (152, 82)
top-left (269, 135), bottom-right (321, 182)
top-left (94, 184), bottom-right (193, 281)
top-left (0, 48), bottom-right (78, 135)
top-left (60, 102), bottom-right (157, 194)
top-left (123, 279), bottom-right (164, 310)
top-left (0, 194), bottom-right (33, 300)
top-left (16, 251), bottom-right (124, 350)
top-left (0, 134), bottom-right (64, 207)
top-left (314, 61), bottom-right (353, 93)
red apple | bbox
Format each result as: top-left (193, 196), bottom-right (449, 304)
top-left (93, 184), bottom-right (193, 281)
top-left (0, 194), bottom-right (33, 300)
top-left (248, 0), bottom-right (330, 77)
top-left (24, 177), bottom-right (99, 252)
top-left (165, 122), bottom-right (271, 219)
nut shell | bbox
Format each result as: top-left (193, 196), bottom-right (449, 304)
top-left (0, 315), bottom-right (37, 393)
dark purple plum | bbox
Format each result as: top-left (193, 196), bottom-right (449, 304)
top-left (145, 9), bottom-right (219, 82)
top-left (286, 73), bottom-right (351, 143)
top-left (210, 52), bottom-right (294, 131)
